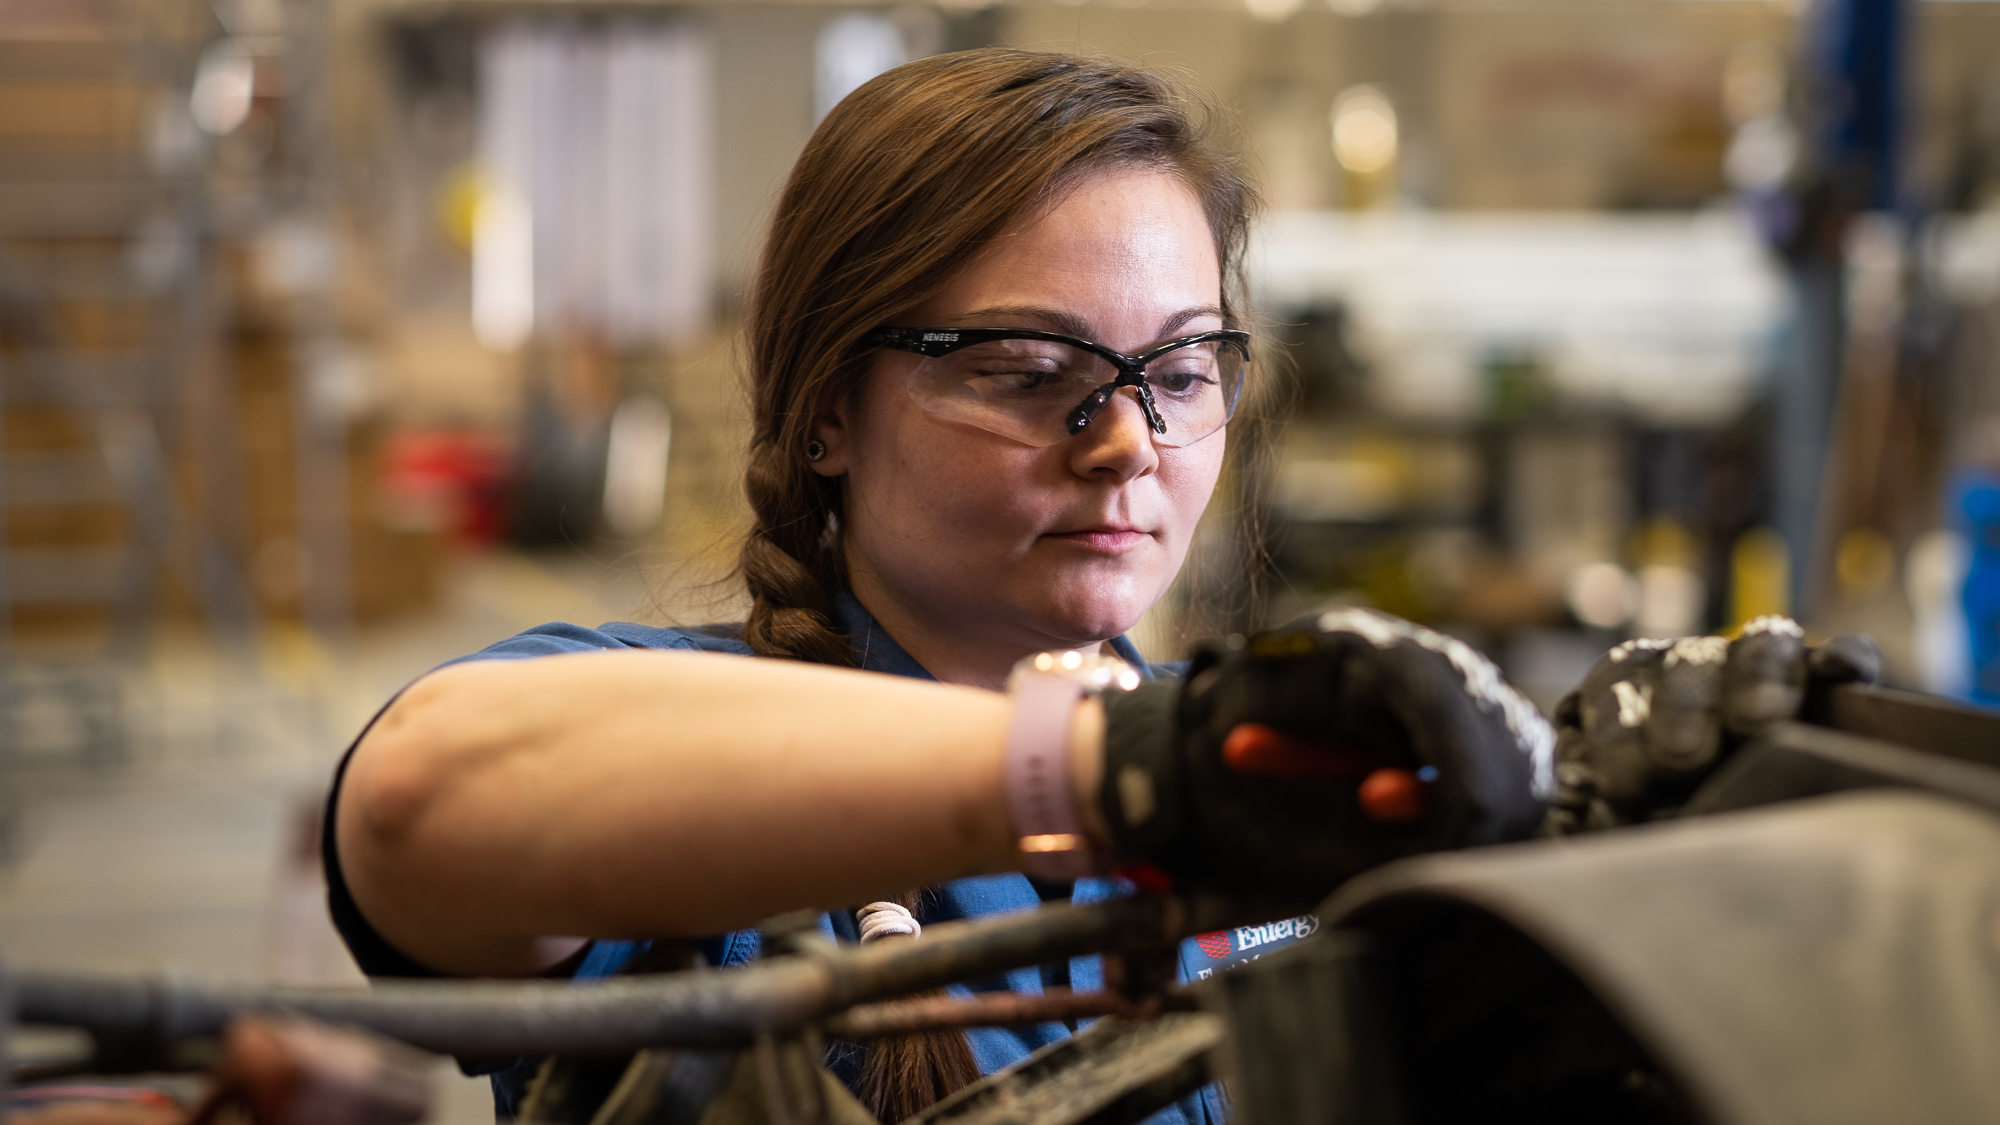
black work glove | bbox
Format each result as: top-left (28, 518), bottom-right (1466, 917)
top-left (1099, 608), bottom-right (1555, 898)
top-left (1544, 616), bottom-right (1881, 833)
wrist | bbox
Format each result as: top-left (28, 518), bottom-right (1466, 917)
top-left (1068, 697), bottom-right (1110, 852)
top-left (1003, 652), bottom-right (1139, 880)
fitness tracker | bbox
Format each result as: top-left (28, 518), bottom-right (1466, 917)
top-left (1004, 650), bottom-right (1142, 881)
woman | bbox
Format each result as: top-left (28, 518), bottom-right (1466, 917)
top-left (328, 48), bottom-right (1551, 1124)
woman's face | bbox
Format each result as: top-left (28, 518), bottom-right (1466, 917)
top-left (814, 167), bottom-right (1229, 668)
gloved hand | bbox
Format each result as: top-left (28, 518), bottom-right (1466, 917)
top-left (1098, 607), bottom-right (1555, 898)
top-left (1542, 616), bottom-right (1881, 834)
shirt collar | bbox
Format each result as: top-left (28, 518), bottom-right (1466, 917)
top-left (829, 588), bottom-right (1156, 682)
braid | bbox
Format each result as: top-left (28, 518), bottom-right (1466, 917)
top-left (739, 437), bottom-right (980, 1118)
top-left (854, 892), bottom-right (983, 1123)
top-left (739, 439), bottom-right (854, 667)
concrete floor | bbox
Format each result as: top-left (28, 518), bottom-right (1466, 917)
top-left (0, 548), bottom-right (714, 1123)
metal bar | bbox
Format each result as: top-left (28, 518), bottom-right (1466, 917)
top-left (913, 1013), bottom-right (1221, 1125)
top-left (824, 988), bottom-right (1198, 1041)
top-left (1686, 720), bottom-right (2000, 818)
top-left (12, 895), bottom-right (1304, 1057)
top-left (1822, 683), bottom-right (2000, 769)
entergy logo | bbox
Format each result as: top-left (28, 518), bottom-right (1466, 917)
top-left (1230, 914), bottom-right (1318, 954)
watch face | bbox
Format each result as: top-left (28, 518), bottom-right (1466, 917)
top-left (1009, 650), bottom-right (1144, 693)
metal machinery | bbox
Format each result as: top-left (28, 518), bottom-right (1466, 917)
top-left (6, 680), bottom-right (1999, 1125)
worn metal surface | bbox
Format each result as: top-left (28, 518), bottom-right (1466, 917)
top-left (1207, 932), bottom-right (1402, 1125)
top-left (586, 1049), bottom-right (737, 1125)
top-left (1684, 720), bottom-right (2000, 817)
top-left (911, 1014), bottom-right (1220, 1125)
top-left (11, 894), bottom-right (1301, 1057)
top-left (824, 990), bottom-right (1193, 1041)
top-left (522, 1052), bottom-right (641, 1125)
top-left (1321, 790), bottom-right (2000, 1125)
top-left (1820, 683), bottom-right (2000, 768)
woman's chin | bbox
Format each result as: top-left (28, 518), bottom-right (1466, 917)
top-left (1021, 583), bottom-right (1159, 648)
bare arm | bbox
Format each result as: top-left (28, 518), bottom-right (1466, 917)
top-left (336, 650), bottom-right (1106, 978)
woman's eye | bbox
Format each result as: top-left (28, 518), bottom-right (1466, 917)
top-left (1150, 367), bottom-right (1217, 397)
top-left (973, 366), bottom-right (1067, 395)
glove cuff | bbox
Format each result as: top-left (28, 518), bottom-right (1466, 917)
top-left (1098, 680), bottom-right (1185, 863)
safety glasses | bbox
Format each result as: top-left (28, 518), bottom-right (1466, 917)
top-left (864, 327), bottom-right (1250, 449)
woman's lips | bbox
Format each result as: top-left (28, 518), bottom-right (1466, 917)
top-left (1045, 527), bottom-right (1152, 554)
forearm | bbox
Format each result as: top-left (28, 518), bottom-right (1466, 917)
top-left (338, 651), bottom-right (1073, 976)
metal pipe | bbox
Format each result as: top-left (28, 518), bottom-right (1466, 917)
top-left (823, 987), bottom-right (1198, 1040)
top-left (12, 894), bottom-right (1302, 1057)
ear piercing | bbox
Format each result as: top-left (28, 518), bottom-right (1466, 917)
top-left (805, 438), bottom-right (828, 462)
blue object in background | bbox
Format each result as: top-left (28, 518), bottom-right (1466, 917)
top-left (1954, 473), bottom-right (2000, 705)
top-left (1801, 0), bottom-right (1905, 209)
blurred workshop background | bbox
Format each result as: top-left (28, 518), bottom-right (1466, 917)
top-left (2, 0), bottom-right (1999, 1108)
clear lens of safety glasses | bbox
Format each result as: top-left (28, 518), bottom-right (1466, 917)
top-left (905, 335), bottom-right (1246, 449)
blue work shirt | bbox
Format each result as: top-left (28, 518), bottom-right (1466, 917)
top-left (322, 591), bottom-right (1318, 1123)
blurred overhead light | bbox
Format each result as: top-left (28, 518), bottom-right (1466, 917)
top-left (1246, 0), bottom-right (1304, 22)
top-left (1725, 116), bottom-right (1798, 191)
top-left (1635, 565), bottom-right (1704, 639)
top-left (1907, 529), bottom-right (1971, 698)
top-left (1326, 0), bottom-right (1381, 15)
top-left (1331, 85), bottom-right (1397, 176)
top-left (190, 41), bottom-right (255, 135)
top-left (1566, 562), bottom-right (1638, 630)
top-left (603, 395), bottom-right (672, 539)
top-left (472, 184), bottom-right (533, 352)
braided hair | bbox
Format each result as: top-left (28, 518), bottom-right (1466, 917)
top-left (735, 48), bottom-right (1257, 1118)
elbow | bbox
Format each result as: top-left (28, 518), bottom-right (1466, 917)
top-left (343, 669), bottom-right (488, 848)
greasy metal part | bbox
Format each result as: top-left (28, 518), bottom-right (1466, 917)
top-left (823, 989), bottom-right (1196, 1041)
top-left (753, 1030), bottom-right (836, 1125)
top-left (1099, 945), bottom-right (1178, 1005)
top-left (1819, 682), bottom-right (2000, 769)
top-left (1207, 932), bottom-right (1402, 1125)
top-left (911, 1014), bottom-right (1221, 1125)
top-left (16, 1029), bottom-right (224, 1079)
top-left (1322, 790), bottom-right (2000, 1125)
top-left (518, 939), bottom-right (719, 1124)
top-left (1683, 720), bottom-right (2000, 818)
top-left (11, 895), bottom-right (1302, 1057)
top-left (583, 1049), bottom-right (737, 1125)
top-left (13, 959), bottom-right (826, 1057)
top-left (522, 1052), bottom-right (642, 1125)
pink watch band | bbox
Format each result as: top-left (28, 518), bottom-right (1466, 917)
top-left (1004, 674), bottom-right (1097, 881)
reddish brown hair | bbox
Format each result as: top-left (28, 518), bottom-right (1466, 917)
top-left (736, 48), bottom-right (1258, 1119)
top-left (739, 47), bottom-right (1258, 666)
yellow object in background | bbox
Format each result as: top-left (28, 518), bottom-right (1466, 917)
top-left (1632, 517), bottom-right (1699, 569)
top-left (1331, 85), bottom-right (1398, 210)
top-left (1834, 526), bottom-right (1897, 600)
top-left (1729, 527), bottom-right (1791, 632)
top-left (437, 163), bottom-right (487, 252)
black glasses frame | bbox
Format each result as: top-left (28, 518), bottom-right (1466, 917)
top-left (863, 326), bottom-right (1251, 439)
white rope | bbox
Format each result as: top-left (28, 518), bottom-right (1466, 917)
top-left (857, 901), bottom-right (920, 944)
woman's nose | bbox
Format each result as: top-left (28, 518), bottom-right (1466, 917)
top-left (1067, 386), bottom-right (1160, 482)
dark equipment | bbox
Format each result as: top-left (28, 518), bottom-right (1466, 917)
top-left (10, 683), bottom-right (2000, 1125)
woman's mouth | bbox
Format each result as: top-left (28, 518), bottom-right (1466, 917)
top-left (1044, 527), bottom-right (1153, 554)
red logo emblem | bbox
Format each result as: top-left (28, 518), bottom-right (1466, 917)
top-left (1195, 931), bottom-right (1232, 959)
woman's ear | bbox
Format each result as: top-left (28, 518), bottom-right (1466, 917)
top-left (807, 412), bottom-right (852, 476)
